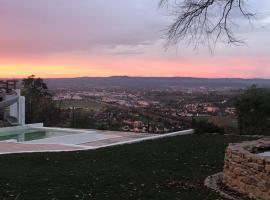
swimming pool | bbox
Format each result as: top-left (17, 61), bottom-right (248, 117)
top-left (0, 127), bottom-right (120, 145)
top-left (0, 128), bottom-right (77, 142)
top-left (0, 125), bottom-right (194, 154)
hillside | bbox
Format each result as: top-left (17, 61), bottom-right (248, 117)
top-left (44, 76), bottom-right (270, 90)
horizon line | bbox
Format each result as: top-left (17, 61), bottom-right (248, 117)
top-left (1, 75), bottom-right (270, 80)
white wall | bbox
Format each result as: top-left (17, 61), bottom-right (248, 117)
top-left (8, 89), bottom-right (25, 125)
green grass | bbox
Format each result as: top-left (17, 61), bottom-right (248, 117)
top-left (0, 134), bottom-right (253, 200)
top-left (58, 100), bottom-right (105, 111)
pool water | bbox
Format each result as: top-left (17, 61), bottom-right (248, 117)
top-left (0, 129), bottom-right (71, 142)
top-left (0, 128), bottom-right (121, 145)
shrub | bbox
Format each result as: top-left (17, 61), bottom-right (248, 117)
top-left (193, 120), bottom-right (224, 134)
top-left (235, 85), bottom-right (270, 135)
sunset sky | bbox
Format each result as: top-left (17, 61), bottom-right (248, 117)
top-left (1, 0), bottom-right (270, 78)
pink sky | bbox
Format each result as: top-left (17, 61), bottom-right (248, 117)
top-left (0, 0), bottom-right (270, 78)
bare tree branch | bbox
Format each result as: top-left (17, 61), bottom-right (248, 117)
top-left (160, 0), bottom-right (254, 48)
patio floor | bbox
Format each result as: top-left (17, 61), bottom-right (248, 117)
top-left (0, 131), bottom-right (157, 154)
top-left (83, 131), bottom-right (154, 146)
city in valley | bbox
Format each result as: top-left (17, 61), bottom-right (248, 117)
top-left (48, 77), bottom-right (244, 134)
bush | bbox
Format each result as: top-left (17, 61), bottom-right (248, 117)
top-left (235, 85), bottom-right (270, 135)
top-left (193, 120), bottom-right (224, 134)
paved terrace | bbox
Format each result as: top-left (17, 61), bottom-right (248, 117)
top-left (0, 131), bottom-right (161, 154)
top-left (83, 131), bottom-right (152, 146)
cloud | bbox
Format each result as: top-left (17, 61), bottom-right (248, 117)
top-left (0, 0), bottom-right (269, 78)
top-left (0, 0), bottom-right (167, 56)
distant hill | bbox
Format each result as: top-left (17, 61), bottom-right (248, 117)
top-left (43, 76), bottom-right (270, 90)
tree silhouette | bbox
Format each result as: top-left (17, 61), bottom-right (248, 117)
top-left (160, 0), bottom-right (254, 48)
top-left (235, 85), bottom-right (270, 135)
top-left (22, 75), bottom-right (60, 126)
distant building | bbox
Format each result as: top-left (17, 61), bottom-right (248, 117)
top-left (138, 101), bottom-right (149, 107)
top-left (225, 107), bottom-right (236, 115)
top-left (102, 96), bottom-right (117, 103)
top-left (207, 106), bottom-right (218, 113)
top-left (133, 121), bottom-right (143, 129)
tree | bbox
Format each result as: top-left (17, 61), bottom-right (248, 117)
top-left (192, 117), bottom-right (225, 134)
top-left (160, 0), bottom-right (254, 48)
top-left (235, 85), bottom-right (270, 135)
top-left (70, 111), bottom-right (96, 129)
top-left (22, 75), bottom-right (60, 125)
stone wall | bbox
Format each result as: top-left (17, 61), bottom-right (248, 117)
top-left (223, 138), bottom-right (270, 200)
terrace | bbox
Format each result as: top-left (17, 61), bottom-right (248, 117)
top-left (0, 80), bottom-right (18, 93)
top-left (0, 125), bottom-right (192, 154)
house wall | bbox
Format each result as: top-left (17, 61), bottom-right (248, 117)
top-left (8, 89), bottom-right (25, 125)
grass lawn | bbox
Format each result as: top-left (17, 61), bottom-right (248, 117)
top-left (58, 100), bottom-right (105, 111)
top-left (0, 134), bottom-right (253, 200)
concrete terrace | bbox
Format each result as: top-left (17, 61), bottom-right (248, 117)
top-left (0, 130), bottom-right (194, 155)
top-left (83, 131), bottom-right (153, 146)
